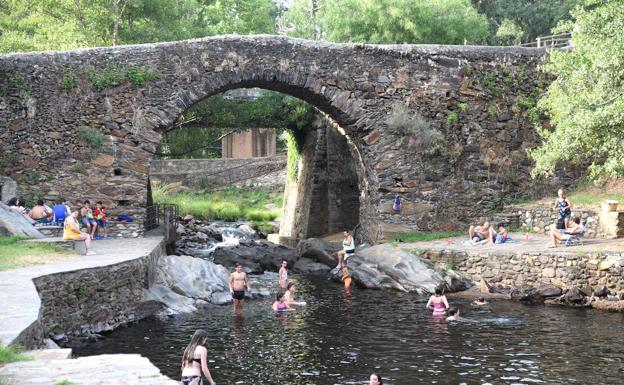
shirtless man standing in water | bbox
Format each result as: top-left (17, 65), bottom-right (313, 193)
top-left (229, 264), bottom-right (250, 311)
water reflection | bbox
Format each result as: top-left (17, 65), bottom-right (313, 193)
top-left (75, 275), bottom-right (624, 384)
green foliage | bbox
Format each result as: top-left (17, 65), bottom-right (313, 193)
top-left (0, 0), bottom-right (277, 54)
top-left (282, 0), bottom-right (489, 44)
top-left (125, 66), bottom-right (159, 86)
top-left (77, 125), bottom-right (103, 148)
top-left (457, 102), bottom-right (467, 111)
top-left (488, 103), bottom-right (497, 116)
top-left (0, 342), bottom-right (31, 365)
top-left (386, 103), bottom-right (443, 154)
top-left (471, 0), bottom-right (579, 43)
top-left (444, 258), bottom-right (456, 272)
top-left (53, 381), bottom-right (75, 385)
top-left (73, 161), bottom-right (87, 174)
top-left (251, 221), bottom-right (275, 233)
top-left (59, 72), bottom-right (76, 90)
top-left (529, 0), bottom-right (624, 180)
top-left (281, 129), bottom-right (302, 182)
top-left (84, 64), bottom-right (158, 90)
top-left (446, 111), bottom-right (458, 126)
top-left (158, 91), bottom-right (313, 159)
top-left (393, 231), bottom-right (465, 242)
top-left (152, 183), bottom-right (282, 221)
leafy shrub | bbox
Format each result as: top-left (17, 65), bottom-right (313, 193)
top-left (211, 202), bottom-right (241, 221)
top-left (245, 209), bottom-right (279, 221)
top-left (59, 72), bottom-right (77, 90)
top-left (387, 103), bottom-right (444, 153)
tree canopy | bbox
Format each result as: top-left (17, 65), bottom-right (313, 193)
top-left (281, 0), bottom-right (490, 44)
top-left (528, 0), bottom-right (624, 180)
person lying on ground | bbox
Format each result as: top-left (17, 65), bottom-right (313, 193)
top-left (549, 217), bottom-right (584, 247)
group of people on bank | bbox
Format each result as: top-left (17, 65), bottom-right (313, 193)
top-left (467, 189), bottom-right (586, 248)
top-left (7, 197), bottom-right (110, 255)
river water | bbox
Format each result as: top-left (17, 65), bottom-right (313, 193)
top-left (74, 275), bottom-right (624, 384)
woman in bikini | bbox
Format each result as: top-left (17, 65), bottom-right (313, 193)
top-left (180, 329), bottom-right (216, 385)
top-left (272, 292), bottom-right (294, 312)
top-left (426, 286), bottom-right (450, 317)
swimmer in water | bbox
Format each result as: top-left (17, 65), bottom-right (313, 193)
top-left (368, 373), bottom-right (383, 385)
top-left (472, 297), bottom-right (488, 306)
top-left (447, 307), bottom-right (460, 321)
top-left (278, 260), bottom-right (289, 291)
top-left (426, 286), bottom-right (449, 316)
top-left (272, 292), bottom-right (294, 312)
top-left (284, 282), bottom-right (306, 306)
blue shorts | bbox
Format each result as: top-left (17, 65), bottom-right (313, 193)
top-left (82, 218), bottom-right (97, 226)
top-left (97, 220), bottom-right (107, 228)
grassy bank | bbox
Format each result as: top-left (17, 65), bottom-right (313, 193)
top-left (0, 342), bottom-right (31, 365)
top-left (393, 231), bottom-right (464, 243)
top-left (152, 184), bottom-right (282, 222)
top-left (0, 237), bottom-right (74, 271)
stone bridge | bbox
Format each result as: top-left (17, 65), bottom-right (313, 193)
top-left (0, 35), bottom-right (562, 242)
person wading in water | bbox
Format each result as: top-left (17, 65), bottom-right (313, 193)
top-left (278, 260), bottom-right (289, 291)
top-left (180, 329), bottom-right (216, 385)
top-left (229, 264), bottom-right (250, 312)
top-left (426, 286), bottom-right (450, 317)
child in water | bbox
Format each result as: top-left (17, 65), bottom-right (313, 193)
top-left (272, 292), bottom-right (294, 312)
top-left (447, 308), bottom-right (460, 321)
top-left (472, 297), bottom-right (488, 306)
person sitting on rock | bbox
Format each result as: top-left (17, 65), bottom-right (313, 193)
top-left (29, 199), bottom-right (53, 224)
top-left (63, 210), bottom-right (95, 255)
top-left (549, 216), bottom-right (584, 247)
top-left (272, 292), bottom-right (294, 312)
top-left (336, 230), bottom-right (355, 268)
top-left (469, 221), bottom-right (494, 244)
top-left (7, 197), bottom-right (28, 216)
top-left (284, 283), bottom-right (306, 306)
top-left (447, 307), bottom-right (460, 321)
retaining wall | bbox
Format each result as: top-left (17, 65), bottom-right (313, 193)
top-left (421, 248), bottom-right (624, 294)
top-left (24, 240), bottom-right (165, 347)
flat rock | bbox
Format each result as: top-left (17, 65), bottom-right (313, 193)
top-left (296, 238), bottom-right (341, 267)
top-left (213, 240), bottom-right (298, 274)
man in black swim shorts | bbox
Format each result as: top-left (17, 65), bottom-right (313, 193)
top-left (229, 264), bottom-right (250, 312)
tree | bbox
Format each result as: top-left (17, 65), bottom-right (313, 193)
top-left (528, 0), bottom-right (624, 180)
top-left (280, 0), bottom-right (489, 45)
top-left (471, 0), bottom-right (580, 44)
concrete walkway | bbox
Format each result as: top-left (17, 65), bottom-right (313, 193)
top-left (0, 236), bottom-right (164, 347)
top-left (0, 351), bottom-right (177, 385)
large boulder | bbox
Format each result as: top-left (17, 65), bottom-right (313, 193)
top-left (144, 255), bottom-right (271, 315)
top-left (536, 284), bottom-right (563, 298)
top-left (0, 203), bottom-right (44, 238)
top-left (296, 238), bottom-right (341, 268)
top-left (561, 287), bottom-right (586, 304)
top-left (510, 286), bottom-right (545, 304)
top-left (328, 244), bottom-right (472, 294)
top-left (213, 239), bottom-right (298, 274)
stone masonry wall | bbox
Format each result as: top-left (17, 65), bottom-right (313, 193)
top-left (149, 156), bottom-right (286, 190)
top-left (31, 240), bottom-right (165, 345)
top-left (505, 204), bottom-right (599, 238)
top-left (0, 35), bottom-right (578, 241)
top-left (421, 248), bottom-right (624, 295)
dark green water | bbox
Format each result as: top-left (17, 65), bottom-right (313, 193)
top-left (74, 275), bottom-right (624, 384)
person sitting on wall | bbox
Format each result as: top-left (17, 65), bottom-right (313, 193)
top-left (7, 197), bottom-right (28, 216)
top-left (549, 216), bottom-right (584, 247)
top-left (29, 199), bottom-right (53, 224)
top-left (469, 221), bottom-right (494, 244)
top-left (63, 210), bottom-right (95, 255)
top-left (80, 200), bottom-right (98, 240)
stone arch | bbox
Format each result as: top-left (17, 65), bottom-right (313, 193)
top-left (146, 79), bottom-right (370, 243)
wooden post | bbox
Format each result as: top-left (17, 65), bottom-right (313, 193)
top-left (537, 37), bottom-right (542, 48)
